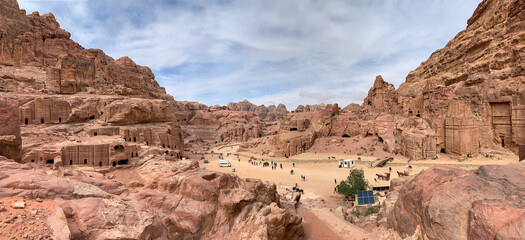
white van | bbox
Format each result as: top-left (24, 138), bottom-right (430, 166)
top-left (219, 160), bottom-right (231, 167)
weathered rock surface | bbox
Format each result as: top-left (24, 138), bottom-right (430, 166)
top-left (387, 162), bottom-right (525, 240)
top-left (0, 159), bottom-right (303, 240)
top-left (0, 94), bottom-right (21, 161)
top-left (227, 100), bottom-right (288, 121)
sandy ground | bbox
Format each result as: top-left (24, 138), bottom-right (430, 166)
top-left (199, 144), bottom-right (519, 240)
top-left (202, 145), bottom-right (517, 203)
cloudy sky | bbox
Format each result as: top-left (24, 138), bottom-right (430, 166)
top-left (19, 0), bottom-right (479, 109)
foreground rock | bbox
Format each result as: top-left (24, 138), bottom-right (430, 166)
top-left (0, 160), bottom-right (304, 239)
top-left (387, 162), bottom-right (525, 239)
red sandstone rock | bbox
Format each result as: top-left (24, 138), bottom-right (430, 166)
top-left (227, 100), bottom-right (288, 121)
top-left (0, 94), bottom-right (21, 161)
top-left (387, 162), bottom-right (525, 239)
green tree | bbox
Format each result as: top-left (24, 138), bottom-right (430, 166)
top-left (336, 168), bottom-right (369, 196)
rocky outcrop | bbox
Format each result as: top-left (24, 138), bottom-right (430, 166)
top-left (363, 75), bottom-right (400, 114)
top-left (215, 111), bottom-right (264, 144)
top-left (280, 115), bottom-right (310, 132)
top-left (395, 117), bottom-right (437, 161)
top-left (0, 159), bottom-right (304, 239)
top-left (387, 162), bottom-right (525, 239)
top-left (227, 100), bottom-right (288, 121)
top-left (103, 99), bottom-right (176, 124)
top-left (0, 94), bottom-right (21, 161)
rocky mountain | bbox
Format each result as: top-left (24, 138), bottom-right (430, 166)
top-left (227, 100), bottom-right (288, 121)
top-left (0, 0), bottom-right (169, 99)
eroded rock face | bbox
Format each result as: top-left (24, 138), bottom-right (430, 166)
top-left (0, 158), bottom-right (303, 240)
top-left (103, 99), bottom-right (176, 124)
top-left (387, 162), bottom-right (525, 240)
top-left (363, 75), bottom-right (400, 114)
top-left (396, 0), bottom-right (525, 153)
top-left (0, 94), bottom-right (21, 161)
top-left (227, 100), bottom-right (288, 121)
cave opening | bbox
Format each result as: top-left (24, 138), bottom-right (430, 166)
top-left (41, 118), bottom-right (44, 124)
top-left (99, 162), bottom-right (102, 167)
top-left (46, 159), bottom-right (54, 164)
top-left (25, 118), bottom-right (28, 125)
top-left (501, 138), bottom-right (505, 148)
top-left (84, 159), bottom-right (87, 164)
top-left (112, 161), bottom-right (116, 167)
top-left (70, 160), bottom-right (72, 165)
top-left (290, 128), bottom-right (298, 131)
top-left (59, 117), bottom-right (62, 123)
top-left (133, 137), bottom-right (136, 142)
top-left (342, 134), bottom-right (350, 138)
top-left (118, 159), bottom-right (128, 165)
top-left (94, 132), bottom-right (98, 136)
top-left (441, 148), bottom-right (445, 153)
top-left (89, 115), bottom-right (95, 120)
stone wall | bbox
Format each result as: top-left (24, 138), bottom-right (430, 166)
top-left (61, 144), bottom-right (109, 167)
top-left (444, 101), bottom-right (479, 156)
top-left (88, 123), bottom-right (184, 152)
top-left (512, 93), bottom-right (525, 148)
top-left (61, 143), bottom-right (141, 167)
top-left (0, 95), bottom-right (21, 161)
top-left (20, 97), bottom-right (71, 124)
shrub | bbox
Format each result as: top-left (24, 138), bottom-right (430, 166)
top-left (336, 168), bottom-right (369, 196)
top-left (351, 209), bottom-right (361, 217)
top-left (203, 160), bottom-right (209, 164)
top-left (365, 206), bottom-right (379, 216)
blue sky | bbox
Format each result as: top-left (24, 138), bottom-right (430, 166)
top-left (19, 0), bottom-right (480, 109)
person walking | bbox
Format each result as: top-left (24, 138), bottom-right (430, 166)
top-left (280, 163), bottom-right (282, 169)
top-left (334, 179), bottom-right (337, 184)
top-left (389, 167), bottom-right (392, 172)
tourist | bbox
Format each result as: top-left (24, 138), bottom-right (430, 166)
top-left (293, 162), bottom-right (295, 167)
top-left (389, 167), bottom-right (392, 172)
top-left (334, 179), bottom-right (337, 184)
top-left (280, 163), bottom-right (282, 169)
top-left (334, 187), bottom-right (337, 193)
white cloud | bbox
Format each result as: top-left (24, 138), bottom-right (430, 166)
top-left (18, 0), bottom-right (480, 109)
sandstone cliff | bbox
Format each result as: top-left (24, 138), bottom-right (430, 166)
top-left (227, 100), bottom-right (288, 121)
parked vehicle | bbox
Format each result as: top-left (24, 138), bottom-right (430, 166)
top-left (219, 160), bottom-right (231, 167)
